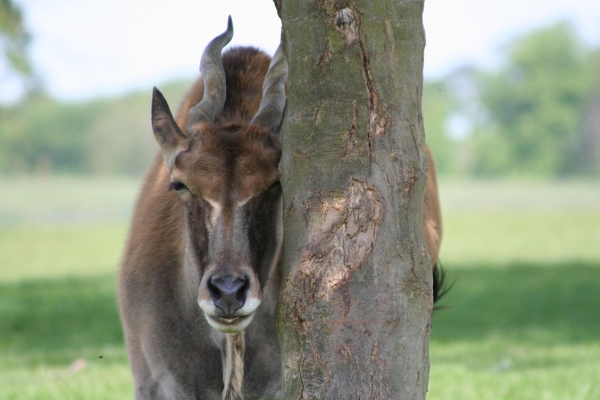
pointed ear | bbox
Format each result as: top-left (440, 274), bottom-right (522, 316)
top-left (151, 87), bottom-right (187, 168)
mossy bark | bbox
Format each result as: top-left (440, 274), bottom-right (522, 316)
top-left (275, 0), bottom-right (432, 398)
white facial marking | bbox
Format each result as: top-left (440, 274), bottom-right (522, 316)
top-left (198, 298), bottom-right (261, 333)
top-left (204, 198), bottom-right (221, 210)
top-left (205, 313), bottom-right (255, 333)
top-left (235, 196), bottom-right (253, 207)
top-left (198, 298), bottom-right (261, 317)
top-left (202, 198), bottom-right (222, 228)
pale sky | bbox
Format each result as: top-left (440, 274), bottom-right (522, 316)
top-left (1, 0), bottom-right (599, 103)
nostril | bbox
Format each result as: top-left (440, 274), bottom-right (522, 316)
top-left (207, 278), bottom-right (222, 301)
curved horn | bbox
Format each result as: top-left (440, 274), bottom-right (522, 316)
top-left (250, 44), bottom-right (288, 132)
top-left (188, 16), bottom-right (234, 127)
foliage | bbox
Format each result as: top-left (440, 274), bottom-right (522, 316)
top-left (2, 81), bottom-right (459, 174)
top-left (423, 22), bottom-right (600, 178)
top-left (0, 94), bottom-right (91, 173)
top-left (578, 48), bottom-right (600, 175)
top-left (423, 81), bottom-right (458, 173)
top-left (0, 0), bottom-right (31, 76)
top-left (0, 80), bottom-right (190, 175)
top-left (2, 22), bottom-right (599, 177)
top-left (469, 23), bottom-right (599, 177)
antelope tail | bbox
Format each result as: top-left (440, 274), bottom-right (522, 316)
top-left (433, 262), bottom-right (453, 310)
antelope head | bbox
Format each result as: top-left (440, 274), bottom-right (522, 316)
top-left (150, 17), bottom-right (287, 333)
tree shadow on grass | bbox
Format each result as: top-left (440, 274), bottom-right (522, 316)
top-left (2, 261), bottom-right (598, 370)
top-left (0, 274), bottom-right (123, 364)
top-left (432, 261), bottom-right (600, 344)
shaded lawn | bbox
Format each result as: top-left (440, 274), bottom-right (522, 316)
top-left (426, 207), bottom-right (600, 399)
top-left (428, 261), bottom-right (600, 400)
top-left (0, 275), bottom-right (132, 400)
top-left (0, 222), bottom-right (132, 399)
top-left (2, 260), bottom-right (599, 399)
top-left (432, 262), bottom-right (600, 344)
top-left (1, 275), bottom-right (122, 362)
top-left (1, 177), bottom-right (599, 399)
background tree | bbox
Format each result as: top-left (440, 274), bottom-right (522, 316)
top-left (0, 0), bottom-right (31, 76)
top-left (275, 0), bottom-right (433, 398)
top-left (0, 0), bottom-right (34, 99)
top-left (0, 79), bottom-right (188, 174)
top-left (470, 23), bottom-right (595, 177)
top-left (423, 80), bottom-right (458, 173)
top-left (578, 49), bottom-right (600, 175)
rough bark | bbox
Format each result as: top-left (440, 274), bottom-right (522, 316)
top-left (275, 0), bottom-right (431, 399)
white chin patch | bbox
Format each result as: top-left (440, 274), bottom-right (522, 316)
top-left (198, 298), bottom-right (261, 333)
top-left (205, 313), bottom-right (255, 333)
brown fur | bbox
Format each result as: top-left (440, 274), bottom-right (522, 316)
top-left (423, 145), bottom-right (443, 266)
top-left (119, 46), bottom-right (442, 400)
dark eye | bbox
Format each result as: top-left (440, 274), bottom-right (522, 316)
top-left (168, 181), bottom-right (188, 192)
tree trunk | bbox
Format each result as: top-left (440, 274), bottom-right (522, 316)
top-left (275, 0), bottom-right (432, 399)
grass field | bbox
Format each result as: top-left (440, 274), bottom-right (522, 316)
top-left (0, 177), bottom-right (599, 399)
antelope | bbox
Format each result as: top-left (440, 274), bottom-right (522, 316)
top-left (119, 17), bottom-right (444, 400)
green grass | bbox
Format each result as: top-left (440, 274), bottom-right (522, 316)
top-left (441, 210), bottom-right (600, 266)
top-left (0, 176), bottom-right (136, 399)
top-left (429, 262), bottom-right (600, 400)
top-left (428, 179), bottom-right (600, 400)
top-left (0, 275), bottom-right (132, 400)
top-left (0, 175), bottom-right (138, 226)
top-left (0, 177), bottom-right (599, 399)
top-left (0, 220), bottom-right (132, 398)
top-left (0, 224), bottom-right (128, 282)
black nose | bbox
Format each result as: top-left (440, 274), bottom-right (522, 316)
top-left (207, 275), bottom-right (249, 316)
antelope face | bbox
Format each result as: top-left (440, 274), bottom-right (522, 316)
top-left (172, 124), bottom-right (282, 333)
top-left (150, 18), bottom-right (287, 333)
